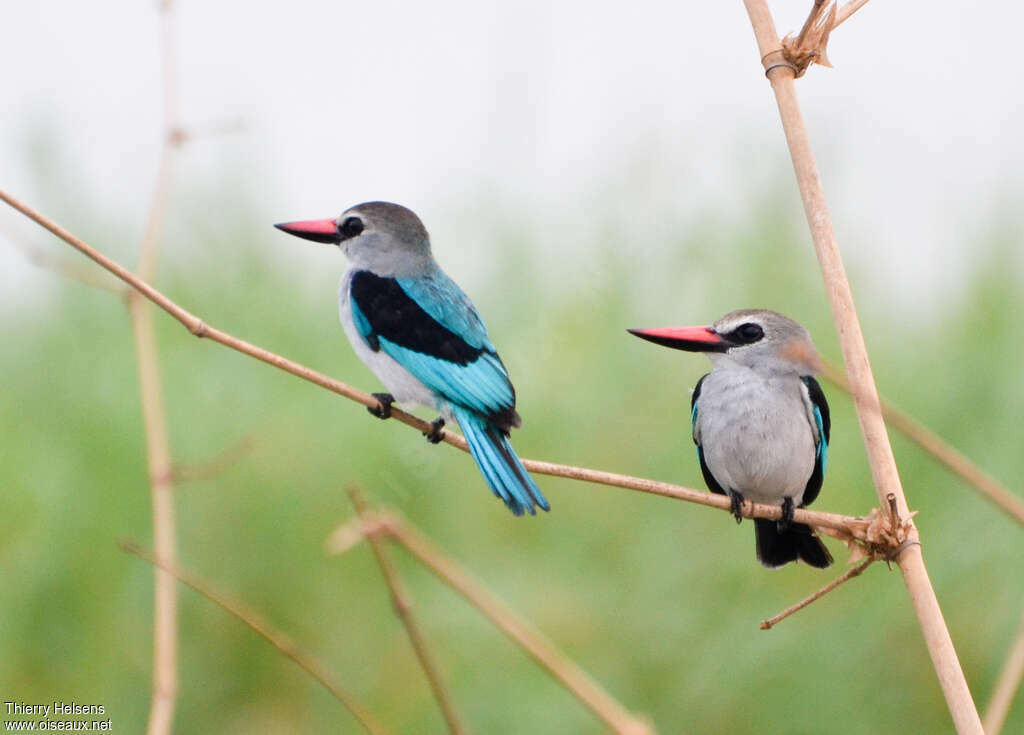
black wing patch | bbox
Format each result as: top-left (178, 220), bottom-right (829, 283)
top-left (800, 375), bottom-right (831, 508)
top-left (697, 446), bottom-right (728, 497)
top-left (692, 373), bottom-right (727, 496)
top-left (350, 271), bottom-right (483, 365)
top-left (802, 375), bottom-right (831, 444)
top-left (691, 373), bottom-right (707, 416)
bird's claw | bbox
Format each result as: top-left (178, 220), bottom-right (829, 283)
top-left (728, 490), bottom-right (745, 524)
top-left (368, 393), bottom-right (395, 420)
top-left (778, 497), bottom-right (795, 531)
top-left (424, 417), bottom-right (445, 444)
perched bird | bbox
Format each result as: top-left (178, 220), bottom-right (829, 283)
top-left (629, 309), bottom-right (832, 568)
top-left (275, 202), bottom-right (548, 516)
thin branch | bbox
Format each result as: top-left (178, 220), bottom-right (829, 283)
top-left (522, 458), bottom-right (860, 533)
top-left (348, 487), bottom-right (469, 735)
top-left (781, 0), bottom-right (837, 76)
top-left (0, 187), bottom-right (896, 552)
top-left (119, 540), bottom-right (388, 735)
top-left (760, 558), bottom-right (873, 630)
top-left (820, 359), bottom-right (1024, 527)
top-left (330, 512), bottom-right (655, 735)
top-left (2, 225), bottom-right (125, 295)
top-left (983, 609), bottom-right (1024, 735)
top-left (742, 3), bottom-right (983, 733)
top-left (171, 434), bottom-right (255, 484)
top-left (834, 0), bottom-right (871, 29)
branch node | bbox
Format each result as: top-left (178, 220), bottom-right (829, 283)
top-left (842, 503), bottom-right (918, 565)
top-left (188, 319), bottom-right (209, 338)
top-left (325, 514), bottom-right (391, 556)
top-left (391, 596), bottom-right (413, 618)
top-left (778, 0), bottom-right (837, 77)
top-left (167, 127), bottom-right (188, 148)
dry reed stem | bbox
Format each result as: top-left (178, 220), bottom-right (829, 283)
top-left (130, 298), bottom-right (178, 735)
top-left (983, 610), bottom-right (1024, 735)
top-left (347, 487), bottom-right (469, 735)
top-left (742, 2), bottom-right (983, 732)
top-left (760, 558), bottom-right (873, 629)
top-left (119, 540), bottom-right (388, 735)
top-left (329, 511), bottom-right (655, 735)
top-left (835, 0), bottom-right (872, 28)
top-left (133, 5), bottom-right (181, 735)
top-left (134, 5), bottom-right (181, 733)
top-left (820, 359), bottom-right (1024, 527)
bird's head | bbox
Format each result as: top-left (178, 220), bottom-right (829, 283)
top-left (628, 308), bottom-right (822, 374)
top-left (275, 201), bottom-right (433, 277)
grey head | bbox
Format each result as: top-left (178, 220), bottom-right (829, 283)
top-left (707, 309), bottom-right (821, 374)
top-left (629, 308), bottom-right (822, 375)
top-left (275, 201), bottom-right (434, 278)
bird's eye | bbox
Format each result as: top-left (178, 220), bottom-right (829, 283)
top-left (338, 216), bottom-right (364, 239)
top-left (731, 323), bottom-right (764, 344)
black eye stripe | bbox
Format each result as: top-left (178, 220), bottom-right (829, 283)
top-left (726, 322), bottom-right (764, 345)
top-left (338, 216), bottom-right (364, 239)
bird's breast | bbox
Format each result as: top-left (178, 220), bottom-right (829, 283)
top-left (696, 370), bottom-right (816, 503)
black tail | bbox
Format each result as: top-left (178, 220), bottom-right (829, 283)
top-left (754, 518), bottom-right (833, 569)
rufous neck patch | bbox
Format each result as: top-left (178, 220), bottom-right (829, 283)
top-left (779, 337), bottom-right (822, 373)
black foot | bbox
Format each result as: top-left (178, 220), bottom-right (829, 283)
top-left (728, 489), bottom-right (745, 524)
top-left (778, 497), bottom-right (795, 531)
top-left (424, 417), bottom-right (446, 444)
top-left (367, 393), bottom-right (394, 420)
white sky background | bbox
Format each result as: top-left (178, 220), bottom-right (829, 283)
top-left (2, 1), bottom-right (1023, 313)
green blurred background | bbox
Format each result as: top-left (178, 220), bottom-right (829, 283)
top-left (2, 160), bottom-right (1023, 733)
top-left (5, 1), bottom-right (1024, 733)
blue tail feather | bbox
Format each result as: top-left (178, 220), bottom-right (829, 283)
top-left (451, 406), bottom-right (549, 516)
